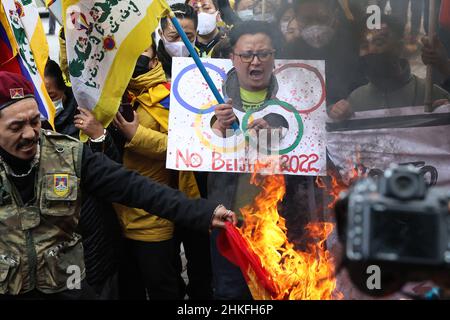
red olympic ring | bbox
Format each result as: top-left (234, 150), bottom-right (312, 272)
top-left (273, 63), bottom-right (326, 115)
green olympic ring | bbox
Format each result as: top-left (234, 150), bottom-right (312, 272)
top-left (241, 100), bottom-right (304, 155)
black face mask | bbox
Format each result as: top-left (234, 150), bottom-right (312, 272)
top-left (360, 52), bottom-right (402, 80)
top-left (133, 55), bottom-right (151, 78)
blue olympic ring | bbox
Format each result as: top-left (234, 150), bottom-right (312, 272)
top-left (172, 62), bottom-right (227, 114)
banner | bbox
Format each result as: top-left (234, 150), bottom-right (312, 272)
top-left (0, 0), bottom-right (54, 124)
top-left (327, 105), bottom-right (450, 188)
top-left (167, 58), bottom-right (327, 176)
top-left (63, 0), bottom-right (169, 139)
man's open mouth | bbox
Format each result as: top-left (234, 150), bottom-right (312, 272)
top-left (18, 140), bottom-right (37, 151)
top-left (249, 69), bottom-right (264, 79)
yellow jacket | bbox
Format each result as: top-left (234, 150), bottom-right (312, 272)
top-left (114, 63), bottom-right (200, 242)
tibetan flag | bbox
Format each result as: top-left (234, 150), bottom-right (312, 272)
top-left (0, 0), bottom-right (55, 126)
top-left (62, 0), bottom-right (170, 141)
top-left (440, 0), bottom-right (450, 31)
top-left (45, 0), bottom-right (62, 25)
top-left (217, 222), bottom-right (279, 300)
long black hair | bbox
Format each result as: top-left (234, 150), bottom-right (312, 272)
top-left (44, 59), bottom-right (67, 91)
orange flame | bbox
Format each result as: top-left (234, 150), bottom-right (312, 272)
top-left (239, 163), bottom-right (342, 300)
top-left (316, 155), bottom-right (365, 209)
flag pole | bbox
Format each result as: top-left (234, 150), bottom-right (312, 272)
top-left (262, 0), bottom-right (266, 19)
top-left (425, 0), bottom-right (436, 112)
top-left (169, 11), bottom-right (240, 131)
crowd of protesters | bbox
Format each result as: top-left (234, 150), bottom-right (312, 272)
top-left (0, 0), bottom-right (449, 300)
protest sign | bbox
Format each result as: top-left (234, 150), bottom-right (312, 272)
top-left (167, 58), bottom-right (327, 176)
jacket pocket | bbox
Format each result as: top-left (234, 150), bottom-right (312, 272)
top-left (40, 174), bottom-right (79, 217)
top-left (0, 254), bottom-right (20, 294)
top-left (41, 234), bottom-right (85, 291)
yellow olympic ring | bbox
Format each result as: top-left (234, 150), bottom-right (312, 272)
top-left (194, 101), bottom-right (249, 154)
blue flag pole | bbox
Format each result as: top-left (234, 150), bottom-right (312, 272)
top-left (169, 12), bottom-right (240, 131)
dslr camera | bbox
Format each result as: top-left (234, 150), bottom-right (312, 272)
top-left (335, 164), bottom-right (450, 296)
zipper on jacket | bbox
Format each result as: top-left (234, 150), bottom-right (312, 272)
top-left (25, 231), bottom-right (37, 288)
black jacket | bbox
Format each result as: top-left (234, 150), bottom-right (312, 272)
top-left (78, 134), bottom-right (122, 290)
top-left (207, 70), bottom-right (285, 217)
top-left (442, 77), bottom-right (450, 93)
top-left (80, 145), bottom-right (217, 231)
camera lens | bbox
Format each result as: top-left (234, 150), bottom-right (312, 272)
top-left (388, 173), bottom-right (419, 200)
top-left (396, 176), bottom-right (413, 191)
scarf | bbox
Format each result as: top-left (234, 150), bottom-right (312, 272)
top-left (127, 62), bottom-right (200, 199)
top-left (128, 62), bottom-right (170, 129)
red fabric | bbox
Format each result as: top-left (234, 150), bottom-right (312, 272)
top-left (0, 44), bottom-right (20, 74)
top-left (0, 71), bottom-right (35, 109)
top-left (440, 0), bottom-right (450, 30)
top-left (0, 24), bottom-right (21, 75)
top-left (217, 222), bottom-right (278, 297)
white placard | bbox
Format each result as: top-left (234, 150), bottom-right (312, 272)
top-left (167, 58), bottom-right (327, 176)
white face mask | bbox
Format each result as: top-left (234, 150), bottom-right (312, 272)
top-left (237, 9), bottom-right (253, 21)
top-left (253, 13), bottom-right (274, 22)
top-left (162, 35), bottom-right (192, 57)
top-left (301, 25), bottom-right (335, 48)
top-left (197, 11), bottom-right (218, 36)
top-left (53, 99), bottom-right (64, 116)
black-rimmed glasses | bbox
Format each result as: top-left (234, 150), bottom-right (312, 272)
top-left (233, 50), bottom-right (276, 63)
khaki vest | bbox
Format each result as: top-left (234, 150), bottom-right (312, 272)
top-left (0, 130), bottom-right (83, 295)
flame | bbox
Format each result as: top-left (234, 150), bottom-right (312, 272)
top-left (239, 163), bottom-right (342, 300)
top-left (316, 156), bottom-right (365, 209)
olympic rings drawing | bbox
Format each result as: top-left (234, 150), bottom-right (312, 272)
top-left (242, 100), bottom-right (304, 155)
top-left (172, 62), bottom-right (227, 114)
top-left (274, 63), bottom-right (326, 115)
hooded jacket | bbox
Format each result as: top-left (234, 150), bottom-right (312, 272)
top-left (207, 68), bottom-right (280, 213)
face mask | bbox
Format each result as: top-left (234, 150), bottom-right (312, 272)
top-left (280, 21), bottom-right (290, 34)
top-left (197, 11), bottom-right (218, 36)
top-left (53, 99), bottom-right (64, 116)
top-left (253, 14), bottom-right (275, 22)
top-left (301, 24), bottom-right (335, 48)
top-left (162, 35), bottom-right (192, 57)
top-left (237, 9), bottom-right (253, 21)
top-left (133, 55), bottom-right (151, 78)
top-left (360, 53), bottom-right (402, 80)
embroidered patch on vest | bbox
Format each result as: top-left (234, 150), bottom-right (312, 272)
top-left (9, 88), bottom-right (24, 99)
top-left (53, 174), bottom-right (69, 197)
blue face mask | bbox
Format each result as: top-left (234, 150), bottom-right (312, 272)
top-left (53, 99), bottom-right (64, 116)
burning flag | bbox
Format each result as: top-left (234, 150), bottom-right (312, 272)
top-left (218, 168), bottom-right (342, 300)
top-left (217, 222), bottom-right (279, 300)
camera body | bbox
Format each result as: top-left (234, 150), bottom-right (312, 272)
top-left (336, 164), bottom-right (450, 295)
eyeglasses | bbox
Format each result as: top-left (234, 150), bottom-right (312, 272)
top-left (233, 50), bottom-right (276, 63)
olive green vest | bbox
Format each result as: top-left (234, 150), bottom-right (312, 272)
top-left (0, 130), bottom-right (84, 295)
